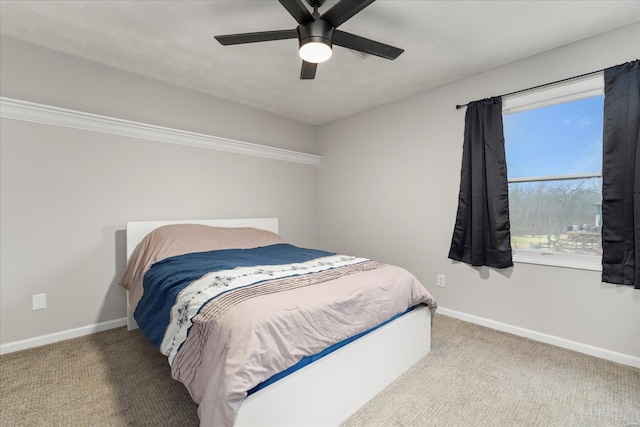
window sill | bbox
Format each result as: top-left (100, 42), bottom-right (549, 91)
top-left (513, 249), bottom-right (602, 271)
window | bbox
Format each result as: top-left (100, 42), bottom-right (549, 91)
top-left (503, 74), bottom-right (604, 270)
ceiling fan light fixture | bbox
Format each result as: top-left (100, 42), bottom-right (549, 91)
top-left (299, 40), bottom-right (332, 63)
top-left (298, 19), bottom-right (334, 63)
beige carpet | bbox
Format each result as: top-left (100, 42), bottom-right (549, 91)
top-left (1, 314), bottom-right (638, 426)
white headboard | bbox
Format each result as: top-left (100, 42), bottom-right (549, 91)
top-left (125, 218), bottom-right (279, 330)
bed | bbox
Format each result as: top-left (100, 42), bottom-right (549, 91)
top-left (120, 218), bottom-right (436, 427)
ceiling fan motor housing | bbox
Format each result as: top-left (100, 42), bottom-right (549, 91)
top-left (298, 19), bottom-right (334, 49)
top-left (306, 0), bottom-right (327, 9)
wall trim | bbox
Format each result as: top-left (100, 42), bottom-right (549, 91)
top-left (0, 97), bottom-right (322, 165)
top-left (0, 317), bottom-right (127, 355)
top-left (437, 307), bottom-right (640, 368)
top-left (4, 309), bottom-right (638, 368)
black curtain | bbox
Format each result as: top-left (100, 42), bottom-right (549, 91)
top-left (449, 97), bottom-right (513, 268)
top-left (601, 59), bottom-right (640, 288)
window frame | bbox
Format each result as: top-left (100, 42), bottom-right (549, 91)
top-left (503, 73), bottom-right (604, 271)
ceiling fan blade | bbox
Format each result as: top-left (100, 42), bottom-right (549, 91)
top-left (300, 61), bottom-right (317, 79)
top-left (321, 0), bottom-right (376, 28)
top-left (278, 0), bottom-right (314, 24)
top-left (333, 29), bottom-right (404, 60)
top-left (215, 29), bottom-right (298, 45)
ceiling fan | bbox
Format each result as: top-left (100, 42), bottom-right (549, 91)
top-left (214, 0), bottom-right (404, 80)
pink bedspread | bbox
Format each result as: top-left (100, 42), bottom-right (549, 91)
top-left (171, 261), bottom-right (436, 427)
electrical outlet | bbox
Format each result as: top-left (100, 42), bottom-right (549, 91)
top-left (32, 294), bottom-right (47, 311)
top-left (437, 274), bottom-right (445, 288)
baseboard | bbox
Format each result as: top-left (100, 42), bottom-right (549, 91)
top-left (4, 311), bottom-right (638, 369)
top-left (437, 307), bottom-right (640, 369)
top-left (0, 317), bottom-right (127, 355)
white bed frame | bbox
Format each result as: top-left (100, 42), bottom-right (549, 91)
top-left (125, 218), bottom-right (431, 426)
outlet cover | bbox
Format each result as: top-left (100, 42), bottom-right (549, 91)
top-left (437, 274), bottom-right (445, 288)
top-left (32, 294), bottom-right (46, 310)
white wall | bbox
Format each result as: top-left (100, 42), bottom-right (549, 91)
top-left (0, 36), bottom-right (319, 345)
top-left (2, 23), bottom-right (639, 363)
top-left (317, 23), bottom-right (640, 361)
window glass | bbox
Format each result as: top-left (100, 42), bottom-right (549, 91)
top-left (508, 178), bottom-right (602, 255)
top-left (504, 96), bottom-right (604, 178)
top-left (504, 94), bottom-right (604, 260)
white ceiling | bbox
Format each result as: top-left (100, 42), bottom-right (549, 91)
top-left (1, 0), bottom-right (639, 125)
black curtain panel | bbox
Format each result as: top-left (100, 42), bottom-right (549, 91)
top-left (449, 97), bottom-right (513, 268)
top-left (601, 59), bottom-right (640, 289)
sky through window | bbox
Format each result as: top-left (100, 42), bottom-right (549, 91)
top-left (503, 95), bottom-right (604, 178)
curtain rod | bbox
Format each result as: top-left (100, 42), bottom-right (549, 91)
top-left (454, 67), bottom-right (606, 110)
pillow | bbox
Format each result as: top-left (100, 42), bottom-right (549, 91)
top-left (119, 224), bottom-right (285, 312)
